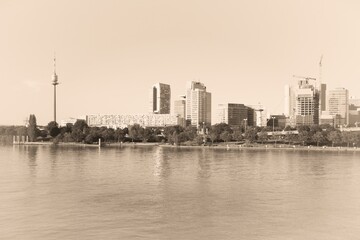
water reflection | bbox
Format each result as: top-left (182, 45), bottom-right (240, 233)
top-left (25, 146), bottom-right (38, 177)
top-left (153, 147), bottom-right (170, 178)
top-left (197, 149), bottom-right (211, 178)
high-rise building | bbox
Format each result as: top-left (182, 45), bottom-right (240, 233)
top-left (185, 81), bottom-right (211, 127)
top-left (285, 78), bottom-right (320, 126)
top-left (217, 103), bottom-right (254, 127)
top-left (174, 96), bottom-right (186, 127)
top-left (349, 96), bottom-right (360, 127)
top-left (320, 83), bottom-right (327, 112)
top-left (248, 103), bottom-right (267, 127)
top-left (149, 83), bottom-right (171, 114)
top-left (327, 88), bottom-right (349, 126)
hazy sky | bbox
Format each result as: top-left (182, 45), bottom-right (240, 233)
top-left (1, 0), bottom-right (360, 125)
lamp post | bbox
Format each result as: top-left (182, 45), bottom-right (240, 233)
top-left (244, 118), bottom-right (247, 132)
top-left (271, 116), bottom-right (275, 133)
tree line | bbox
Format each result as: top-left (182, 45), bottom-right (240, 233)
top-left (1, 115), bottom-right (360, 147)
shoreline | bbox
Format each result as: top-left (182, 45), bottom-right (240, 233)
top-left (160, 144), bottom-right (360, 152)
top-left (10, 141), bottom-right (360, 152)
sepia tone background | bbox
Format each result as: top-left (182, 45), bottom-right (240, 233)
top-left (1, 0), bottom-right (360, 125)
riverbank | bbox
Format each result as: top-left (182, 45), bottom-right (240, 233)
top-left (160, 143), bottom-right (360, 152)
top-left (11, 141), bottom-right (360, 152)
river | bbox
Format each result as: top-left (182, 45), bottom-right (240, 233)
top-left (1, 145), bottom-right (359, 239)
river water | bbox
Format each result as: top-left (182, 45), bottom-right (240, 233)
top-left (1, 145), bottom-right (360, 239)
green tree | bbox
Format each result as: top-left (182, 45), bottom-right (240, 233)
top-left (27, 114), bottom-right (38, 142)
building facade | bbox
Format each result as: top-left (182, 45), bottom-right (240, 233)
top-left (149, 83), bottom-right (171, 114)
top-left (248, 104), bottom-right (267, 127)
top-left (185, 81), bottom-right (211, 127)
top-left (174, 97), bottom-right (186, 127)
top-left (86, 114), bottom-right (179, 129)
top-left (327, 88), bottom-right (349, 126)
top-left (217, 103), bottom-right (254, 128)
top-left (285, 79), bottom-right (320, 126)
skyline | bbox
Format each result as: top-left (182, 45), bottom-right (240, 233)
top-left (1, 0), bottom-right (360, 125)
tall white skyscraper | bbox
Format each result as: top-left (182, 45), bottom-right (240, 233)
top-left (149, 83), bottom-right (171, 114)
top-left (284, 78), bottom-right (320, 126)
top-left (185, 81), bottom-right (211, 127)
top-left (327, 88), bottom-right (349, 126)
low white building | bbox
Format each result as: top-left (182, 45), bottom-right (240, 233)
top-left (86, 114), bottom-right (179, 129)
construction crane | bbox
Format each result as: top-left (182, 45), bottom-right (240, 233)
top-left (293, 75), bottom-right (316, 81)
top-left (293, 75), bottom-right (316, 86)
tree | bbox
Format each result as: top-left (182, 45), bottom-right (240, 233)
top-left (328, 131), bottom-right (341, 147)
top-left (284, 132), bottom-right (296, 145)
top-left (244, 127), bottom-right (257, 143)
top-left (4, 126), bottom-right (16, 136)
top-left (232, 129), bottom-right (243, 142)
top-left (341, 132), bottom-right (358, 147)
top-left (101, 128), bottom-right (115, 142)
top-left (65, 123), bottom-right (73, 133)
top-left (284, 125), bottom-right (293, 131)
top-left (27, 114), bottom-right (38, 142)
top-left (312, 132), bottom-right (325, 146)
top-left (62, 132), bottom-right (74, 142)
top-left (71, 120), bottom-right (88, 142)
top-left (258, 130), bottom-right (268, 144)
top-left (183, 126), bottom-right (197, 141)
top-left (208, 131), bottom-right (218, 144)
top-left (297, 131), bottom-right (309, 146)
top-left (220, 131), bottom-right (232, 142)
top-left (84, 127), bottom-right (102, 144)
top-left (114, 128), bottom-right (125, 142)
top-left (47, 121), bottom-right (60, 138)
top-left (194, 135), bottom-right (204, 145)
top-left (16, 126), bottom-right (28, 137)
top-left (128, 124), bottom-right (143, 142)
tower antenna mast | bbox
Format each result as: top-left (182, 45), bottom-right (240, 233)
top-left (52, 53), bottom-right (59, 123)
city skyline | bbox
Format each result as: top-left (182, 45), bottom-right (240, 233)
top-left (1, 1), bottom-right (360, 125)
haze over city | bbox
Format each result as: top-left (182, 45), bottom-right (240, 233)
top-left (1, 0), bottom-right (360, 125)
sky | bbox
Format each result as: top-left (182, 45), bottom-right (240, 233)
top-left (1, 0), bottom-right (360, 125)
